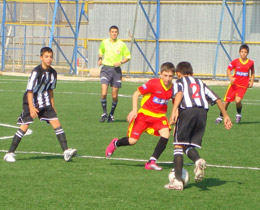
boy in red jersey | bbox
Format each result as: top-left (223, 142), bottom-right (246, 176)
top-left (215, 44), bottom-right (255, 124)
top-left (105, 62), bottom-right (175, 171)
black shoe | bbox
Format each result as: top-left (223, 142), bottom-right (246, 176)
top-left (100, 113), bottom-right (108, 122)
top-left (107, 114), bottom-right (114, 123)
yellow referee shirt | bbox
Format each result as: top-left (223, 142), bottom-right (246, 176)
top-left (98, 38), bottom-right (131, 66)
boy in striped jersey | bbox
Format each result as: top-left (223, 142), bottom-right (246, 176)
top-left (164, 62), bottom-right (232, 190)
top-left (3, 47), bottom-right (77, 162)
top-left (105, 62), bottom-right (175, 171)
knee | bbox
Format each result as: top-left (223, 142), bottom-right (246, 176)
top-left (128, 138), bottom-right (138, 145)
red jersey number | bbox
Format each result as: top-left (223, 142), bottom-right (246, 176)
top-left (190, 83), bottom-right (201, 99)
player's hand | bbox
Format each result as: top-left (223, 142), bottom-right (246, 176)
top-left (223, 116), bottom-right (232, 130)
top-left (169, 109), bottom-right (179, 125)
top-left (229, 77), bottom-right (235, 83)
top-left (114, 62), bottom-right (121, 67)
top-left (30, 107), bottom-right (39, 119)
top-left (127, 110), bottom-right (137, 122)
top-left (248, 83), bottom-right (253, 88)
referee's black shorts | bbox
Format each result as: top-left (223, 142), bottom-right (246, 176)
top-left (174, 107), bottom-right (207, 148)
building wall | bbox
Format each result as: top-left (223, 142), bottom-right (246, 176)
top-left (1, 1), bottom-right (259, 77)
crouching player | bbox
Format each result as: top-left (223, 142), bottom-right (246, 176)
top-left (165, 62), bottom-right (232, 190)
top-left (105, 62), bottom-right (175, 171)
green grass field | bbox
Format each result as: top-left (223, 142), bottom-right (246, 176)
top-left (0, 75), bottom-right (260, 210)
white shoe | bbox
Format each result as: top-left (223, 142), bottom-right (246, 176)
top-left (164, 178), bottom-right (183, 191)
top-left (194, 158), bottom-right (206, 182)
top-left (63, 148), bottom-right (77, 161)
top-left (4, 153), bottom-right (16, 162)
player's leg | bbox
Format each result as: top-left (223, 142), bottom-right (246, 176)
top-left (100, 83), bottom-right (109, 122)
top-left (108, 67), bottom-right (122, 122)
top-left (4, 124), bottom-right (29, 162)
top-left (105, 137), bottom-right (137, 158)
top-left (107, 86), bottom-right (119, 123)
top-left (145, 128), bottom-right (170, 171)
top-left (4, 103), bottom-right (33, 162)
top-left (105, 114), bottom-right (143, 157)
top-left (234, 87), bottom-right (247, 123)
top-left (164, 145), bottom-right (184, 190)
top-left (100, 66), bottom-right (112, 122)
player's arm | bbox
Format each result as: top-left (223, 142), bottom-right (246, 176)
top-left (127, 90), bottom-right (142, 122)
top-left (227, 68), bottom-right (235, 83)
top-left (98, 41), bottom-right (104, 66)
top-left (48, 89), bottom-right (56, 112)
top-left (215, 99), bottom-right (232, 130)
top-left (248, 65), bottom-right (255, 88)
top-left (27, 91), bottom-right (39, 119)
top-left (98, 53), bottom-right (103, 66)
top-left (169, 91), bottom-right (183, 125)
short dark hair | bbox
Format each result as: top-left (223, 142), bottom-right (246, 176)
top-left (176, 61), bottom-right (193, 75)
top-left (239, 44), bottom-right (249, 54)
top-left (160, 62), bottom-right (175, 74)
top-left (40, 47), bottom-right (53, 56)
top-left (109, 25), bottom-right (119, 32)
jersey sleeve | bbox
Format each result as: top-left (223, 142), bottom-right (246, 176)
top-left (98, 40), bottom-right (105, 56)
top-left (49, 70), bottom-right (57, 90)
top-left (172, 80), bottom-right (183, 98)
top-left (138, 79), bottom-right (154, 95)
top-left (227, 59), bottom-right (236, 71)
top-left (122, 43), bottom-right (131, 59)
top-left (26, 69), bottom-right (38, 91)
top-left (204, 84), bottom-right (220, 106)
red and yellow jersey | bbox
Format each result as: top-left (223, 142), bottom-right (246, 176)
top-left (228, 58), bottom-right (254, 88)
top-left (137, 78), bottom-right (173, 117)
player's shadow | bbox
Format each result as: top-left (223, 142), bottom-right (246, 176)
top-left (19, 155), bottom-right (65, 161)
top-left (186, 177), bottom-right (230, 191)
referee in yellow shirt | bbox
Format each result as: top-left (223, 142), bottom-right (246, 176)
top-left (98, 25), bottom-right (131, 123)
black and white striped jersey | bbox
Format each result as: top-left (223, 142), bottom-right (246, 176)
top-left (24, 65), bottom-right (57, 109)
top-left (174, 76), bottom-right (220, 110)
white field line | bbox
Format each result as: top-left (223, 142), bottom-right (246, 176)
top-left (0, 149), bottom-right (259, 171)
top-left (0, 123), bottom-right (32, 140)
top-left (1, 89), bottom-right (260, 103)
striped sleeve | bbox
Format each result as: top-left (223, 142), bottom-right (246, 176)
top-left (26, 70), bottom-right (38, 91)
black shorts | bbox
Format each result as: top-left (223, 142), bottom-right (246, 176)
top-left (174, 107), bottom-right (207, 148)
top-left (100, 66), bottom-right (122, 88)
top-left (17, 103), bottom-right (58, 125)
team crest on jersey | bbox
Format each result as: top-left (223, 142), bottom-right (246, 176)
top-left (142, 84), bottom-right (147, 89)
top-left (153, 96), bottom-right (168, 105)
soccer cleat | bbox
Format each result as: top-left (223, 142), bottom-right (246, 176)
top-left (145, 160), bottom-right (163, 171)
top-left (63, 148), bottom-right (77, 162)
top-left (99, 113), bottom-right (108, 123)
top-left (107, 114), bottom-right (114, 123)
top-left (164, 178), bottom-right (184, 190)
top-left (3, 153), bottom-right (16, 162)
top-left (215, 116), bottom-right (223, 124)
top-left (105, 138), bottom-right (118, 158)
top-left (194, 158), bottom-right (206, 182)
top-left (235, 114), bottom-right (242, 123)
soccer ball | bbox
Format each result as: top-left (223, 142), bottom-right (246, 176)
top-left (168, 168), bottom-right (189, 187)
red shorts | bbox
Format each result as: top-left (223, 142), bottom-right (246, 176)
top-left (224, 84), bottom-right (247, 102)
top-left (127, 113), bottom-right (170, 140)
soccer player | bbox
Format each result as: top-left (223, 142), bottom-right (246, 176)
top-left (215, 44), bottom-right (255, 124)
top-left (98, 25), bottom-right (131, 123)
top-left (164, 62), bottom-right (232, 190)
top-left (3, 47), bottom-right (77, 162)
top-left (105, 62), bottom-right (175, 171)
